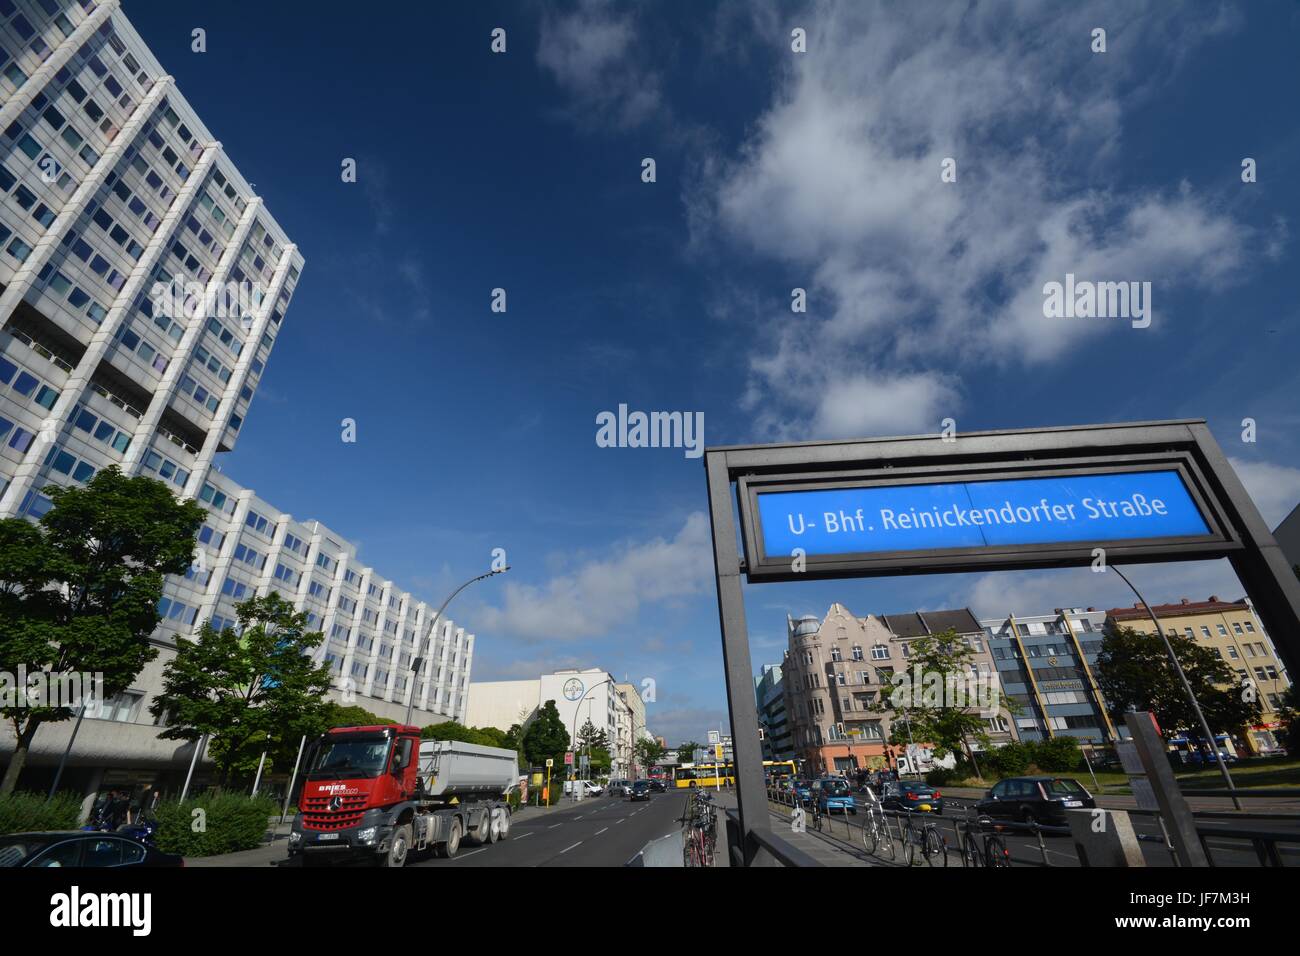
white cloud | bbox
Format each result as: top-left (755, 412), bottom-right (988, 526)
top-left (476, 512), bottom-right (713, 641)
top-left (1228, 457), bottom-right (1300, 528)
top-left (698, 0), bottom-right (1258, 440)
top-left (537, 0), bottom-right (663, 129)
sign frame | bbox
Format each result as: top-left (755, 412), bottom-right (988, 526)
top-left (705, 419), bottom-right (1300, 867)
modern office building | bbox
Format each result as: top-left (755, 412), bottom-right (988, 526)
top-left (754, 664), bottom-right (793, 761)
top-left (0, 1), bottom-right (472, 801)
top-left (979, 609), bottom-right (1116, 745)
top-left (1104, 596), bottom-right (1292, 754)
top-left (780, 603), bottom-right (1016, 776)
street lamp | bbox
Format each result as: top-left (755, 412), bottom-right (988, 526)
top-left (404, 565), bottom-right (509, 726)
top-left (1109, 564), bottom-right (1240, 810)
top-left (570, 677), bottom-right (615, 788)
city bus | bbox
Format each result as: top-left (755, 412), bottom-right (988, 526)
top-left (763, 760), bottom-right (797, 785)
top-left (673, 763), bottom-right (735, 788)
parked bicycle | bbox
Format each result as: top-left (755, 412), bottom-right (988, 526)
top-left (859, 787), bottom-right (893, 858)
top-left (683, 788), bottom-right (717, 867)
top-left (900, 810), bottom-right (945, 866)
top-left (953, 811), bottom-right (1011, 867)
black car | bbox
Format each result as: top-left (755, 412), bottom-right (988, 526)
top-left (0, 831), bottom-right (183, 868)
top-left (975, 776), bottom-right (1095, 827)
top-left (629, 780), bottom-right (653, 801)
top-left (648, 778), bottom-right (667, 793)
top-left (880, 780), bottom-right (944, 814)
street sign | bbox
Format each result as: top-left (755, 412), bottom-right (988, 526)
top-left (707, 730), bottom-right (720, 745)
top-left (564, 752), bottom-right (574, 766)
top-left (714, 744), bottom-right (724, 760)
top-left (545, 758), bottom-right (554, 768)
top-left (746, 465), bottom-right (1221, 580)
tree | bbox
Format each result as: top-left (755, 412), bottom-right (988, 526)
top-left (636, 737), bottom-right (667, 771)
top-left (873, 628), bottom-right (999, 774)
top-left (522, 700), bottom-right (569, 769)
top-left (586, 745), bottom-right (612, 776)
top-left (1094, 625), bottom-right (1263, 739)
top-left (0, 468), bottom-right (205, 793)
top-left (576, 718), bottom-right (609, 752)
top-left (420, 721), bottom-right (512, 747)
top-left (321, 702), bottom-right (397, 729)
top-left (150, 593), bottom-right (333, 788)
top-left (676, 741), bottom-right (702, 764)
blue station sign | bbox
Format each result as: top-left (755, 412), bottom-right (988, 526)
top-left (756, 469), bottom-right (1212, 561)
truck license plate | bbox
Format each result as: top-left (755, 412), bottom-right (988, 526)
top-left (317, 832), bottom-right (338, 841)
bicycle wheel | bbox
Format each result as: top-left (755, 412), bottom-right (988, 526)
top-left (923, 825), bottom-right (945, 867)
top-left (985, 834), bottom-right (1011, 867)
top-left (963, 832), bottom-right (983, 867)
top-left (814, 809), bottom-right (823, 832)
top-left (861, 816), bottom-right (878, 854)
top-left (903, 822), bottom-right (918, 866)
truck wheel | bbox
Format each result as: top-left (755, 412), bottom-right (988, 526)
top-left (494, 807), bottom-right (511, 842)
top-left (468, 807), bottom-right (490, 846)
top-left (382, 824), bottom-right (412, 868)
top-left (443, 819), bottom-right (463, 858)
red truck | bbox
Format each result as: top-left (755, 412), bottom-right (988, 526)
top-left (288, 724), bottom-right (519, 867)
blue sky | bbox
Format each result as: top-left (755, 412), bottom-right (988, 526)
top-left (126, 1), bottom-right (1300, 743)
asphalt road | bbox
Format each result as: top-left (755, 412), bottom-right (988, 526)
top-left (412, 790), bottom-right (688, 867)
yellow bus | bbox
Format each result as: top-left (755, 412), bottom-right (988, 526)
top-left (763, 760), bottom-right (797, 784)
top-left (673, 763), bottom-right (735, 788)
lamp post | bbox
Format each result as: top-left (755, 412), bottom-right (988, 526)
top-left (570, 677), bottom-right (615, 791)
top-left (1110, 565), bottom-right (1240, 810)
top-left (404, 566), bottom-right (509, 726)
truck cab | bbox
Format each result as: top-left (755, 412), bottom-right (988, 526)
top-left (289, 724), bottom-right (422, 866)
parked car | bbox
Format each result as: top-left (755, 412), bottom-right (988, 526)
top-left (648, 778), bottom-right (667, 793)
top-left (791, 779), bottom-right (814, 806)
top-left (0, 832), bottom-right (183, 868)
top-left (629, 779), bottom-right (653, 801)
top-left (564, 779), bottom-right (604, 797)
top-left (606, 779), bottom-right (631, 797)
top-left (880, 780), bottom-right (944, 814)
top-left (815, 777), bottom-right (857, 814)
top-left (975, 776), bottom-right (1095, 826)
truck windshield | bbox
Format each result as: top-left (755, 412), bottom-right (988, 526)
top-left (307, 736), bottom-right (391, 780)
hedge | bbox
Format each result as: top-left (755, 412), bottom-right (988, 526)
top-left (153, 794), bottom-right (278, 857)
top-left (0, 791), bottom-right (84, 835)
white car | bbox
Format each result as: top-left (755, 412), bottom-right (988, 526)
top-left (563, 779), bottom-right (603, 797)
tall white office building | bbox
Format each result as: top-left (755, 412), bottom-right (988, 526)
top-left (0, 1), bottom-right (472, 798)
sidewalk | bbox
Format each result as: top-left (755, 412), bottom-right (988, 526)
top-left (713, 790), bottom-right (880, 866)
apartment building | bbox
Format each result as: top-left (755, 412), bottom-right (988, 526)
top-left (979, 608), bottom-right (1117, 745)
top-left (0, 1), bottom-right (472, 800)
top-left (754, 664), bottom-right (792, 760)
top-left (781, 603), bottom-right (1016, 776)
top-left (1105, 596), bottom-right (1291, 754)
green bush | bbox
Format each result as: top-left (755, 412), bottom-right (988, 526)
top-left (1029, 736), bottom-right (1082, 772)
top-left (984, 742), bottom-right (1031, 777)
top-left (153, 795), bottom-right (278, 857)
top-left (925, 767), bottom-right (960, 786)
top-left (0, 791), bottom-right (84, 834)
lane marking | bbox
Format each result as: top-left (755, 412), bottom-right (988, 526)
top-left (596, 827), bottom-right (608, 836)
top-left (614, 819), bottom-right (624, 824)
top-left (515, 832), bottom-right (534, 840)
top-left (559, 841), bottom-right (583, 854)
top-left (450, 847), bottom-right (488, 861)
top-left (548, 824), bottom-right (562, 829)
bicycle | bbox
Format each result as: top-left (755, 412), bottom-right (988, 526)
top-left (682, 788), bottom-right (718, 867)
top-left (900, 810), bottom-right (944, 866)
top-left (859, 788), bottom-right (892, 858)
top-left (954, 812), bottom-right (1011, 867)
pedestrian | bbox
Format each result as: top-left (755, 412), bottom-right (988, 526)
top-left (107, 789), bottom-right (128, 829)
